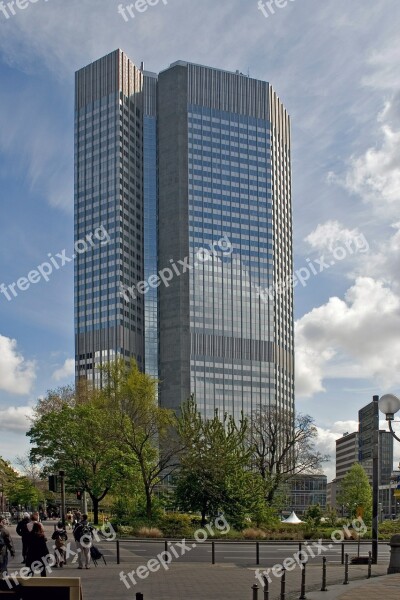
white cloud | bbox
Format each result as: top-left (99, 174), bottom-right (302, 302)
top-left (0, 406), bottom-right (33, 433)
top-left (52, 358), bottom-right (75, 382)
top-left (305, 220), bottom-right (370, 255)
top-left (295, 277), bottom-right (400, 398)
top-left (0, 335), bottom-right (36, 395)
top-left (338, 95), bottom-right (400, 218)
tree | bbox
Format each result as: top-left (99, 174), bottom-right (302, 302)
top-left (249, 407), bottom-right (329, 505)
top-left (337, 463), bottom-right (372, 522)
top-left (28, 389), bottom-right (131, 524)
top-left (175, 397), bottom-right (258, 528)
top-left (102, 359), bottom-right (182, 519)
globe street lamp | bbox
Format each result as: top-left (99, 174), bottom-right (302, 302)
top-left (379, 394), bottom-right (400, 443)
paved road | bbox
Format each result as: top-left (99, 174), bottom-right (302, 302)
top-left (108, 538), bottom-right (390, 567)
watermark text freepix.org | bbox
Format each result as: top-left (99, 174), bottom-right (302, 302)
top-left (256, 232), bottom-right (369, 303)
top-left (120, 235), bottom-right (233, 303)
top-left (255, 517), bottom-right (367, 586)
top-left (0, 225), bottom-right (110, 302)
top-left (0, 0), bottom-right (50, 20)
top-left (118, 0), bottom-right (167, 22)
top-left (3, 523), bottom-right (116, 589)
top-left (119, 515), bottom-right (230, 590)
top-left (257, 0), bottom-right (296, 19)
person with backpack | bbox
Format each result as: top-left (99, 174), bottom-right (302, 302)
top-left (51, 521), bottom-right (68, 568)
top-left (73, 514), bottom-right (93, 569)
top-left (16, 512), bottom-right (30, 564)
top-left (0, 515), bottom-right (15, 577)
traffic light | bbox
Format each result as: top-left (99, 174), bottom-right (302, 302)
top-left (48, 475), bottom-right (59, 492)
top-left (76, 490), bottom-right (82, 500)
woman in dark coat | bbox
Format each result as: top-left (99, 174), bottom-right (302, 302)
top-left (26, 522), bottom-right (49, 577)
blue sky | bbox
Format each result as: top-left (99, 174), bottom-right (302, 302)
top-left (1, 0), bottom-right (400, 480)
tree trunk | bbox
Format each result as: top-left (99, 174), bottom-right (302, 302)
top-left (145, 486), bottom-right (152, 519)
top-left (201, 508), bottom-right (207, 527)
top-left (92, 497), bottom-right (99, 525)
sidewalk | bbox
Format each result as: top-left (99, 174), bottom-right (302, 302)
top-left (306, 572), bottom-right (400, 600)
top-left (3, 523), bottom-right (395, 600)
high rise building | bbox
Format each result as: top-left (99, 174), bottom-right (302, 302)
top-left (359, 398), bottom-right (393, 486)
top-left (74, 50), bottom-right (157, 383)
top-left (158, 61), bottom-right (294, 419)
top-left (75, 52), bottom-right (294, 421)
top-left (335, 432), bottom-right (359, 482)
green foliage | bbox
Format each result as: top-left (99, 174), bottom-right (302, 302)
top-left (158, 513), bottom-right (193, 538)
top-left (324, 506), bottom-right (338, 527)
top-left (337, 463), bottom-right (372, 522)
top-left (305, 503), bottom-right (322, 525)
top-left (175, 397), bottom-right (259, 527)
top-left (27, 388), bottom-right (134, 523)
top-left (102, 358), bottom-right (181, 519)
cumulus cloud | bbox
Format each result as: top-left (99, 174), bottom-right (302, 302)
top-left (334, 95), bottom-right (400, 218)
top-left (305, 220), bottom-right (370, 255)
top-left (295, 277), bottom-right (400, 398)
top-left (52, 358), bottom-right (75, 382)
top-left (0, 335), bottom-right (36, 395)
top-left (0, 406), bottom-right (33, 433)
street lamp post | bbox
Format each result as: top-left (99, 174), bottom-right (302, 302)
top-left (379, 394), bottom-right (400, 573)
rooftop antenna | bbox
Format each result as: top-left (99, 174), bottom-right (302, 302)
top-left (140, 61), bottom-right (145, 72)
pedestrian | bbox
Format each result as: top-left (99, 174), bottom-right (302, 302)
top-left (73, 514), bottom-right (93, 569)
top-left (66, 511), bottom-right (73, 530)
top-left (26, 511), bottom-right (44, 534)
top-left (0, 515), bottom-right (15, 578)
top-left (25, 522), bottom-right (49, 577)
top-left (16, 512), bottom-right (30, 564)
top-left (51, 521), bottom-right (68, 568)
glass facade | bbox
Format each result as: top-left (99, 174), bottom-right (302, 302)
top-left (188, 105), bottom-right (275, 418)
top-left (143, 72), bottom-right (158, 379)
top-left (289, 475), bottom-right (327, 514)
top-left (75, 51), bottom-right (147, 384)
top-left (158, 62), bottom-right (294, 422)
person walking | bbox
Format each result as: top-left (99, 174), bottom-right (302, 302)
top-left (25, 522), bottom-right (49, 577)
top-left (0, 515), bottom-right (15, 578)
top-left (16, 512), bottom-right (30, 564)
top-left (73, 514), bottom-right (93, 570)
top-left (51, 521), bottom-right (68, 568)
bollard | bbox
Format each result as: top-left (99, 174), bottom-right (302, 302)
top-left (299, 561), bottom-right (306, 600)
top-left (368, 551), bottom-right (372, 579)
top-left (388, 534), bottom-right (400, 574)
top-left (263, 575), bottom-right (269, 600)
top-left (299, 542), bottom-right (302, 554)
top-left (321, 556), bottom-right (327, 591)
top-left (341, 543), bottom-right (345, 565)
top-left (212, 540), bottom-right (215, 565)
top-left (280, 567), bottom-right (286, 600)
top-left (116, 540), bottom-right (120, 565)
top-left (252, 584), bottom-right (259, 600)
top-left (343, 553), bottom-right (349, 585)
top-left (136, 594), bottom-right (144, 600)
top-left (256, 541), bottom-right (260, 565)
top-left (165, 540), bottom-right (168, 554)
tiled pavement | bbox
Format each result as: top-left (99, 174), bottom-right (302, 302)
top-left (3, 523), bottom-right (397, 600)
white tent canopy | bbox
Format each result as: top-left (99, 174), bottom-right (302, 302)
top-left (282, 511), bottom-right (304, 524)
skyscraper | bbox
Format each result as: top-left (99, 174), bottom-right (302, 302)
top-left (75, 52), bottom-right (294, 421)
top-left (74, 50), bottom-right (157, 383)
top-left (158, 62), bottom-right (293, 419)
